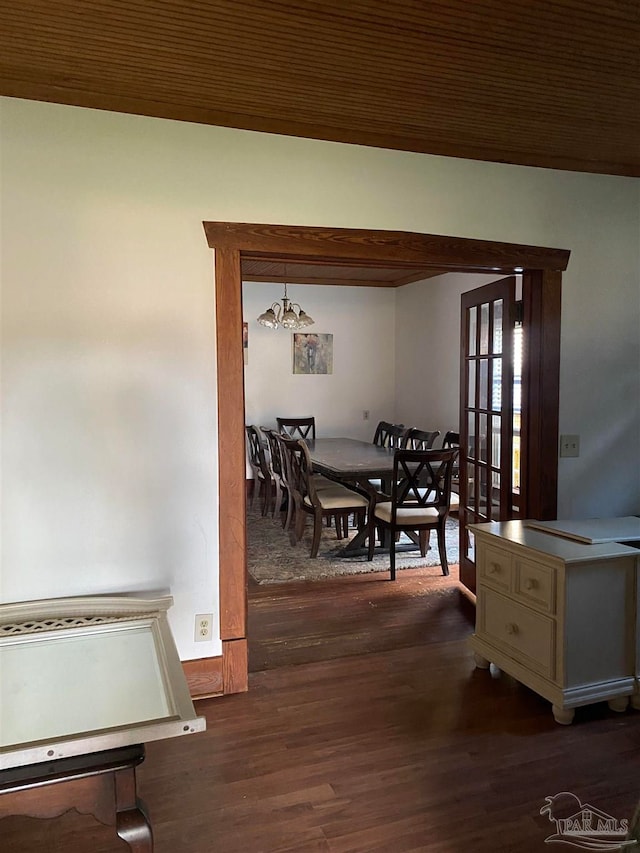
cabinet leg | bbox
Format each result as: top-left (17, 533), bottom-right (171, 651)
top-left (473, 652), bottom-right (491, 670)
top-left (608, 696), bottom-right (629, 714)
top-left (552, 705), bottom-right (575, 725)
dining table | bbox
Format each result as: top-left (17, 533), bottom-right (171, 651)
top-left (306, 437), bottom-right (396, 486)
top-left (305, 437), bottom-right (398, 556)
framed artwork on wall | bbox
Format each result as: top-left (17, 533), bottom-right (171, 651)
top-left (293, 333), bottom-right (333, 375)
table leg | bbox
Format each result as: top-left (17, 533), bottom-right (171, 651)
top-left (328, 478), bottom-right (377, 556)
top-left (115, 765), bottom-right (154, 852)
top-left (116, 804), bottom-right (154, 851)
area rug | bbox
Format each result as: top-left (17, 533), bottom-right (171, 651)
top-left (247, 502), bottom-right (460, 584)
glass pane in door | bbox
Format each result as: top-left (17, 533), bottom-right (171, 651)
top-left (468, 306), bottom-right (477, 356)
top-left (479, 359), bottom-right (489, 409)
top-left (479, 303), bottom-right (490, 354)
top-left (492, 299), bottom-right (503, 353)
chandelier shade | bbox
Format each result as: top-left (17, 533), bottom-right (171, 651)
top-left (256, 282), bottom-right (314, 331)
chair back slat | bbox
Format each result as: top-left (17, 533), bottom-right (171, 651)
top-left (245, 425), bottom-right (270, 479)
top-left (275, 434), bottom-right (307, 503)
top-left (261, 427), bottom-right (284, 478)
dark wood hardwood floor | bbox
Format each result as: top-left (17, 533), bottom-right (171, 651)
top-left (4, 568), bottom-right (640, 852)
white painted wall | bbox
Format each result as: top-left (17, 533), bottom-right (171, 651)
top-left (1, 102), bottom-right (218, 659)
top-left (395, 273), bottom-right (498, 440)
top-left (242, 281), bottom-right (396, 444)
top-left (1, 97), bottom-right (639, 659)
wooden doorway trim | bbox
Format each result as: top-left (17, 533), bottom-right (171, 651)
top-left (203, 222), bottom-right (570, 693)
top-left (204, 222), bottom-right (569, 271)
top-left (520, 269), bottom-right (562, 521)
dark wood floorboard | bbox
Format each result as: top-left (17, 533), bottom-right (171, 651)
top-left (248, 567), bottom-right (472, 671)
top-left (4, 569), bottom-right (640, 852)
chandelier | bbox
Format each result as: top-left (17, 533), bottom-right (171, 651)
top-left (256, 282), bottom-right (315, 330)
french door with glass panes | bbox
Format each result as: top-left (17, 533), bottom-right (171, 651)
top-left (459, 277), bottom-right (517, 592)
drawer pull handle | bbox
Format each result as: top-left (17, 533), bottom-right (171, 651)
top-left (525, 578), bottom-right (538, 590)
top-left (488, 562), bottom-right (501, 574)
top-left (506, 622), bottom-right (519, 635)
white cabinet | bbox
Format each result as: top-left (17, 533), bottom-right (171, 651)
top-left (469, 520), bottom-right (640, 725)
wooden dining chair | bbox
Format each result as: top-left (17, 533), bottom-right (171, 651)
top-left (406, 428), bottom-right (441, 450)
top-left (372, 421), bottom-right (410, 448)
top-left (371, 421), bottom-right (411, 496)
top-left (276, 416), bottom-right (316, 440)
top-left (245, 425), bottom-right (273, 516)
top-left (279, 436), bottom-right (374, 558)
top-left (442, 430), bottom-right (460, 449)
top-left (274, 429), bottom-right (332, 538)
top-left (370, 447), bottom-right (459, 579)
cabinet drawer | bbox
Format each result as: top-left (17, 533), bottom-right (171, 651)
top-left (478, 543), bottom-right (512, 592)
top-left (513, 558), bottom-right (556, 614)
top-left (479, 589), bottom-right (555, 679)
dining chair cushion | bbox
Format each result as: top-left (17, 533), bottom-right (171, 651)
top-left (312, 474), bottom-right (339, 490)
top-left (304, 489), bottom-right (369, 511)
top-left (374, 502), bottom-right (439, 524)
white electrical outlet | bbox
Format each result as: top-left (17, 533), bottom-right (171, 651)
top-left (195, 613), bottom-right (213, 642)
top-left (559, 434), bottom-right (580, 458)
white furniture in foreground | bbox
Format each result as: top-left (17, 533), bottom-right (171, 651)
top-left (469, 519), bottom-right (640, 725)
top-left (0, 593), bottom-right (206, 850)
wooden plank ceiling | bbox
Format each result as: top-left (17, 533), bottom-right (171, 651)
top-left (1, 1), bottom-right (639, 178)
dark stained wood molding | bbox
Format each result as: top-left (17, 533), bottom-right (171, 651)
top-left (215, 246), bottom-right (248, 642)
top-left (183, 641), bottom-right (249, 698)
top-left (391, 269), bottom-right (450, 286)
top-left (204, 223), bottom-right (570, 273)
top-left (222, 638), bottom-right (249, 694)
top-left (520, 270), bottom-right (561, 521)
top-left (242, 274), bottom-right (414, 288)
top-left (183, 656), bottom-right (224, 699)
top-left (207, 221), bottom-right (568, 691)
